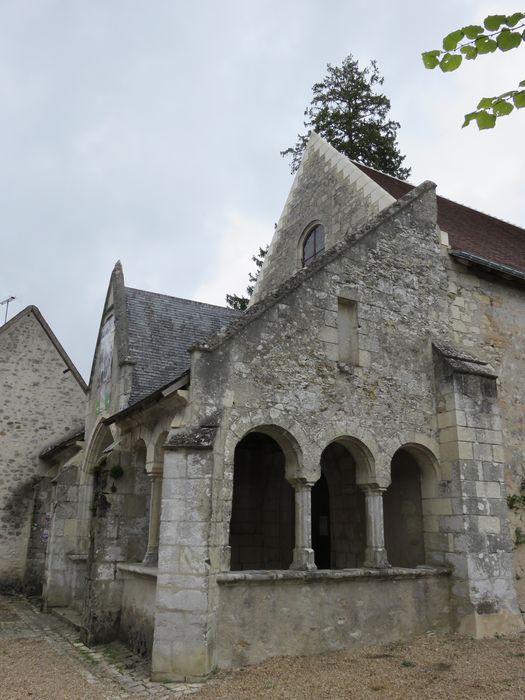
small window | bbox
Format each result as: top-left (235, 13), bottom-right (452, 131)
top-left (337, 298), bottom-right (359, 365)
top-left (302, 224), bottom-right (325, 266)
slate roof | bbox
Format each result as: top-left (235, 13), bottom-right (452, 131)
top-left (125, 287), bottom-right (239, 405)
top-left (357, 163), bottom-right (525, 275)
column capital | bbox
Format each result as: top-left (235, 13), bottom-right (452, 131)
top-left (288, 477), bottom-right (316, 490)
top-left (359, 483), bottom-right (388, 495)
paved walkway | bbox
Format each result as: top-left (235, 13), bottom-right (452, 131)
top-left (0, 593), bottom-right (200, 699)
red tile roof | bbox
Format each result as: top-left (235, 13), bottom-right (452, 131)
top-left (357, 163), bottom-right (525, 275)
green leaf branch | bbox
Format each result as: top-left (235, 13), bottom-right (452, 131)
top-left (422, 12), bottom-right (525, 129)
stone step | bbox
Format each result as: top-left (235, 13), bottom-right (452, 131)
top-left (50, 606), bottom-right (84, 632)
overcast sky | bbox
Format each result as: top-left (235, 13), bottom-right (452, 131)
top-left (1, 0), bottom-right (523, 380)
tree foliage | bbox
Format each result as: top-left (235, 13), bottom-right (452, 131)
top-left (226, 246), bottom-right (268, 311)
top-left (422, 12), bottom-right (525, 129)
top-left (281, 55), bottom-right (411, 179)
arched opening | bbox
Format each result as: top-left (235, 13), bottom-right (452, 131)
top-left (125, 439), bottom-right (151, 562)
top-left (153, 431), bottom-right (168, 470)
top-left (78, 423), bottom-right (114, 546)
top-left (312, 442), bottom-right (366, 569)
top-left (302, 223), bottom-right (325, 267)
top-left (229, 432), bottom-right (294, 570)
top-left (384, 448), bottom-right (425, 567)
top-left (142, 431), bottom-right (168, 565)
top-left (311, 473), bottom-right (330, 568)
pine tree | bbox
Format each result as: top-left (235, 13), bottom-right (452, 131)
top-left (226, 246), bottom-right (268, 311)
top-left (281, 55), bottom-right (410, 178)
top-left (227, 56), bottom-right (410, 310)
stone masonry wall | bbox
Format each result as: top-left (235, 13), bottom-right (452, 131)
top-left (443, 257), bottom-right (525, 611)
top-left (23, 476), bottom-right (53, 595)
top-left (0, 310), bottom-right (85, 589)
top-left (195, 185), bottom-right (447, 486)
top-left (154, 143), bottom-right (523, 677)
top-left (155, 183), bottom-right (453, 679)
top-left (215, 570), bottom-right (451, 669)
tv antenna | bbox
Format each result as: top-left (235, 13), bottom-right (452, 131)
top-left (1, 296), bottom-right (15, 325)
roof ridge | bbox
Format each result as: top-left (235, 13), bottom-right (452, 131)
top-left (193, 179), bottom-right (436, 354)
top-left (0, 304), bottom-right (33, 336)
top-left (354, 160), bottom-right (416, 188)
top-left (357, 162), bottom-right (525, 235)
top-left (0, 305), bottom-right (87, 392)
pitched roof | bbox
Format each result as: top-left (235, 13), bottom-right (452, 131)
top-left (125, 287), bottom-right (239, 404)
top-left (356, 163), bottom-right (525, 275)
top-left (0, 305), bottom-right (87, 391)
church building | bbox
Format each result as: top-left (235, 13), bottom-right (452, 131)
top-left (32, 133), bottom-right (525, 680)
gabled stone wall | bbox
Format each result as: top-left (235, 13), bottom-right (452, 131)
top-left (0, 310), bottom-right (85, 590)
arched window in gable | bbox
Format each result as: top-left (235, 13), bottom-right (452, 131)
top-left (302, 223), bottom-right (325, 266)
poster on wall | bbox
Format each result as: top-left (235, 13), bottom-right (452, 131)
top-left (96, 315), bottom-right (115, 414)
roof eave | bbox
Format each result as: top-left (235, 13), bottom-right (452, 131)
top-left (451, 250), bottom-right (525, 286)
top-left (104, 370), bottom-right (190, 425)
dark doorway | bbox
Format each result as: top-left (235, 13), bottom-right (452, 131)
top-left (312, 443), bottom-right (367, 569)
top-left (384, 449), bottom-right (425, 567)
top-left (229, 432), bottom-right (294, 570)
top-left (312, 473), bottom-right (331, 568)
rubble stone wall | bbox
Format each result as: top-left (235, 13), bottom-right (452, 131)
top-left (0, 310), bottom-right (85, 589)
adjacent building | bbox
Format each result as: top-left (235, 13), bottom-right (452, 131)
top-left (0, 306), bottom-right (86, 591)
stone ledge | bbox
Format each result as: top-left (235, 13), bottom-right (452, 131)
top-left (67, 553), bottom-right (87, 562)
top-left (117, 562), bottom-right (158, 578)
top-left (216, 566), bottom-right (451, 585)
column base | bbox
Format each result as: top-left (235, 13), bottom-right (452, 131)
top-left (364, 547), bottom-right (391, 569)
top-left (290, 547), bottom-right (317, 571)
top-left (142, 547), bottom-right (159, 566)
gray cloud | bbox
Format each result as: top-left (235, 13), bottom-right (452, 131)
top-left (1, 0), bottom-right (522, 378)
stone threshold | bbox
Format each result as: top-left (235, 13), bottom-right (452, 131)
top-left (50, 605), bottom-right (84, 632)
top-left (216, 566), bottom-right (451, 585)
top-left (116, 562), bottom-right (158, 578)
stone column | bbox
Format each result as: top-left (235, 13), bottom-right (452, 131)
top-left (290, 479), bottom-right (316, 571)
top-left (433, 344), bottom-right (524, 637)
top-left (151, 426), bottom-right (216, 682)
top-left (361, 485), bottom-right (390, 568)
top-left (143, 470), bottom-right (163, 566)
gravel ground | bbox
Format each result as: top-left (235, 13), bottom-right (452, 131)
top-left (0, 636), bottom-right (124, 700)
top-left (191, 632), bottom-right (525, 700)
top-left (1, 593), bottom-right (525, 699)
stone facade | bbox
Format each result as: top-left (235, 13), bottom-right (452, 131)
top-left (33, 133), bottom-right (525, 680)
top-left (0, 306), bottom-right (86, 591)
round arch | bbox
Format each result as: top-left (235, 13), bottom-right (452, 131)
top-left (150, 430), bottom-right (169, 475)
top-left (311, 422), bottom-right (379, 485)
top-left (228, 427), bottom-right (296, 570)
top-left (385, 434), bottom-right (441, 498)
top-left (225, 414), bottom-right (308, 482)
top-left (81, 419), bottom-right (114, 476)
